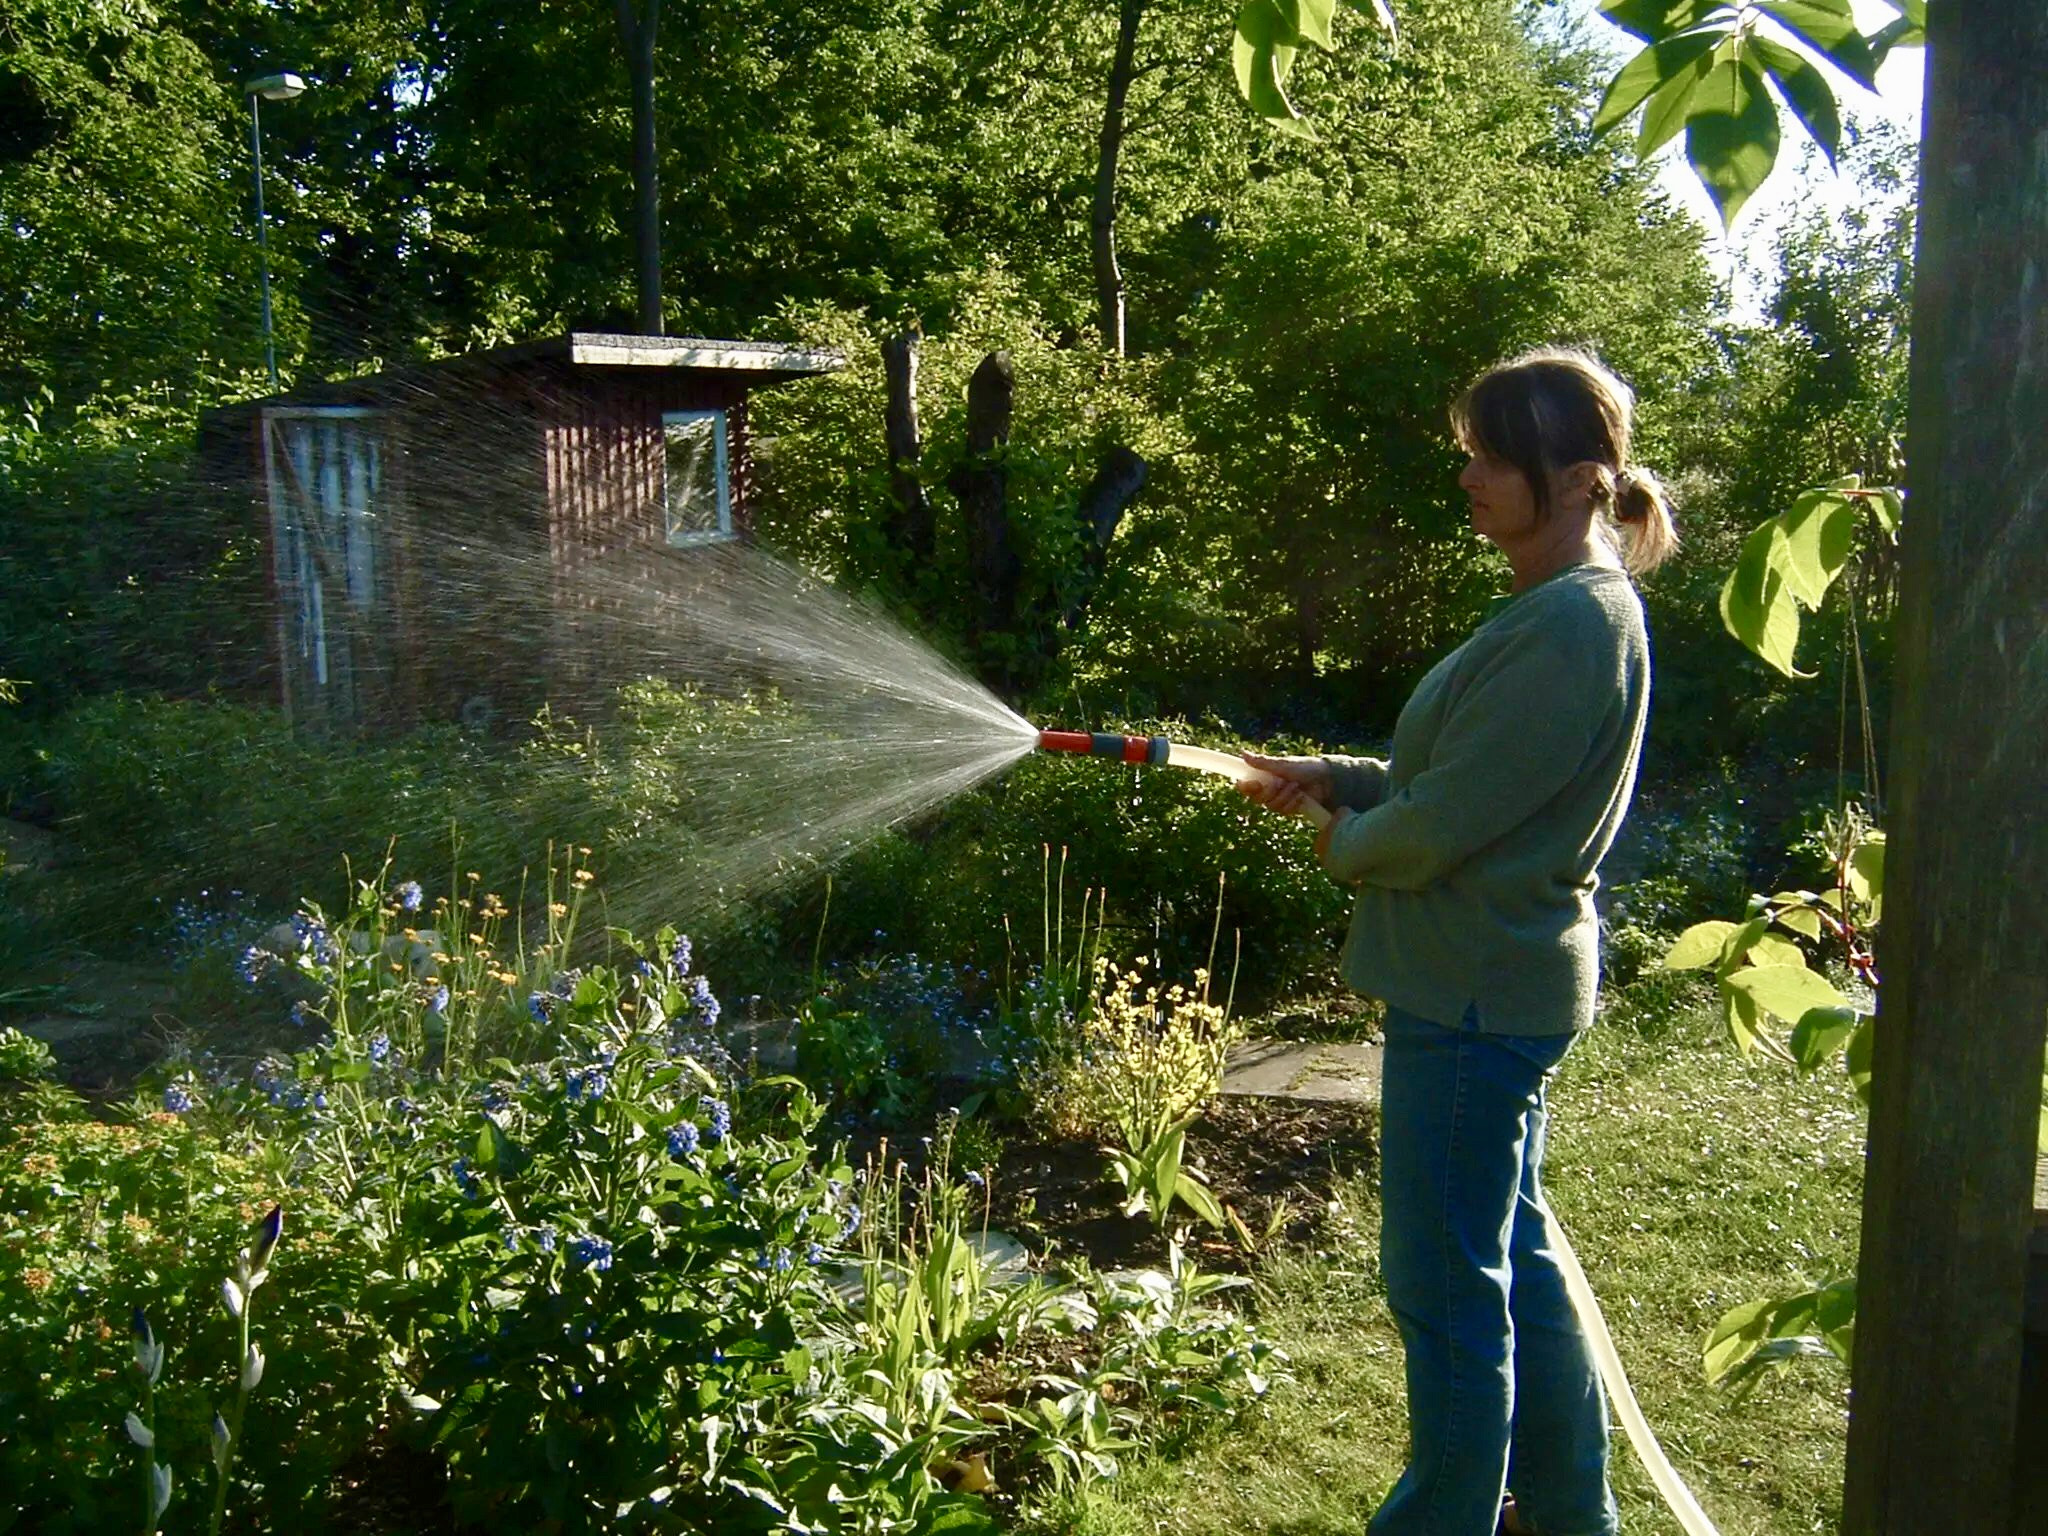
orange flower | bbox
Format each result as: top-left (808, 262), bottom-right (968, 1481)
top-left (22, 1267), bottom-right (54, 1293)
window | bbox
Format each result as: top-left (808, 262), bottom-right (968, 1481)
top-left (662, 409), bottom-right (732, 545)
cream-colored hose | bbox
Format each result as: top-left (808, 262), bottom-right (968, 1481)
top-left (1170, 743), bottom-right (1721, 1536)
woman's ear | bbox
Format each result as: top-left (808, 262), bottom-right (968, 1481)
top-left (1557, 461), bottom-right (1602, 510)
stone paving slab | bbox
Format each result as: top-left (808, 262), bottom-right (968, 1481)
top-left (1223, 1038), bottom-right (1383, 1105)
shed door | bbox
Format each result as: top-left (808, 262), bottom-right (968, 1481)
top-left (264, 409), bottom-right (389, 728)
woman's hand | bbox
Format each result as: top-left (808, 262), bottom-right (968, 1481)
top-left (1237, 752), bottom-right (1333, 816)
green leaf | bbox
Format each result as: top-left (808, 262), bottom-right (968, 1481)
top-left (1601, 0), bottom-right (1723, 44)
top-left (1150, 1125), bottom-right (1186, 1218)
top-left (1721, 518), bottom-right (1809, 676)
top-left (1844, 1015), bottom-right (1875, 1105)
top-left (1726, 962), bottom-right (1852, 1023)
top-left (922, 1494), bottom-right (1003, 1535)
top-left (1235, 0), bottom-right (1315, 138)
top-left (1664, 920), bottom-right (1737, 970)
top-left (1778, 486), bottom-right (1858, 607)
top-left (1771, 899), bottom-right (1823, 940)
top-left (1751, 36), bottom-right (1843, 166)
top-left (1173, 1170), bottom-right (1226, 1228)
top-left (1361, 0), bottom-right (1398, 38)
top-left (1719, 914), bottom-right (1775, 976)
top-left (1757, 0), bottom-right (1880, 90)
top-left (474, 1116), bottom-right (527, 1176)
top-left (1592, 31), bottom-right (1722, 140)
top-left (1750, 932), bottom-right (1806, 969)
top-left (1723, 985), bottom-right (1767, 1055)
top-left (1868, 487), bottom-right (1904, 539)
top-left (1276, 0), bottom-right (1337, 51)
top-left (1790, 1005), bottom-right (1860, 1072)
top-left (1704, 1296), bottom-right (1776, 1382)
top-left (1636, 45), bottom-right (1717, 157)
top-left (1869, 15), bottom-right (1925, 67)
top-left (1685, 56), bottom-right (1781, 225)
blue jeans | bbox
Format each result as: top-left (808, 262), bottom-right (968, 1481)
top-left (1369, 1006), bottom-right (1618, 1536)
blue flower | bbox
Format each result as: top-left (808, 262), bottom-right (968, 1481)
top-left (394, 880), bottom-right (424, 912)
top-left (451, 1157), bottom-right (479, 1198)
top-left (426, 984), bottom-right (450, 1015)
top-left (668, 1121), bottom-right (700, 1158)
top-left (289, 1000), bottom-right (314, 1030)
top-left (566, 1067), bottom-right (608, 1102)
top-left (527, 992), bottom-right (552, 1024)
top-left (806, 1242), bottom-right (827, 1265)
top-left (481, 1082), bottom-right (511, 1112)
top-left (290, 914), bottom-right (337, 964)
top-left (669, 934), bottom-right (693, 977)
top-left (700, 1096), bottom-right (730, 1144)
top-left (690, 975), bottom-right (721, 1032)
top-left (537, 1227), bottom-right (558, 1254)
top-left (839, 1202), bottom-right (862, 1239)
top-left (236, 946), bottom-right (269, 987)
top-left (964, 1169), bottom-right (986, 1189)
top-left (367, 1033), bottom-right (391, 1065)
top-left (570, 1235), bottom-right (613, 1271)
top-left (162, 1083), bottom-right (193, 1115)
top-left (549, 969), bottom-right (581, 1000)
top-left (502, 1231), bottom-right (520, 1253)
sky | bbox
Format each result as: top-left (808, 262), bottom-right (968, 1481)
top-left (1561, 0), bottom-right (1926, 317)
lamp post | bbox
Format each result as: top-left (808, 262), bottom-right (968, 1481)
top-left (243, 72), bottom-right (307, 392)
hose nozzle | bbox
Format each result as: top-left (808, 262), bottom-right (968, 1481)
top-left (1036, 729), bottom-right (1170, 765)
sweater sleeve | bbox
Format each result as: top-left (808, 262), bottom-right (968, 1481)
top-left (1321, 754), bottom-right (1390, 813)
top-left (1320, 627), bottom-right (1615, 890)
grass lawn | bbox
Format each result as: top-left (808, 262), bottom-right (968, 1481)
top-left (1044, 979), bottom-right (1865, 1535)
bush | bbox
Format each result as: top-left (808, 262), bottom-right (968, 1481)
top-left (0, 868), bottom-right (1286, 1530)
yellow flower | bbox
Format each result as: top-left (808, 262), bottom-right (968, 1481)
top-left (548, 902), bottom-right (568, 918)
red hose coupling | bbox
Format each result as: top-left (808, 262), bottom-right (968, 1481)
top-left (1037, 729), bottom-right (1168, 765)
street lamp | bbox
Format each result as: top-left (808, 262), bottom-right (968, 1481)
top-left (244, 71), bottom-right (308, 392)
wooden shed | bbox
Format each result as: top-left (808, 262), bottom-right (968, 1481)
top-left (201, 332), bottom-right (842, 732)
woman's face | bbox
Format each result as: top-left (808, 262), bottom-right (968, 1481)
top-left (1457, 448), bottom-right (1539, 548)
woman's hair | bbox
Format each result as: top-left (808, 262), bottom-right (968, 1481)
top-left (1450, 347), bottom-right (1678, 575)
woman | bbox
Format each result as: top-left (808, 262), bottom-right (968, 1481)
top-left (1240, 348), bottom-right (1677, 1536)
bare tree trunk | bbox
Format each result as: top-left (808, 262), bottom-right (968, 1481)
top-left (948, 351), bottom-right (1018, 649)
top-left (1092, 0), bottom-right (1145, 356)
top-left (615, 0), bottom-right (663, 335)
top-left (1064, 445), bottom-right (1146, 628)
top-left (1842, 5), bottom-right (2048, 1533)
top-left (881, 328), bottom-right (930, 563)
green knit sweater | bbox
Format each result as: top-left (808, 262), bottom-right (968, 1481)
top-left (1319, 562), bottom-right (1650, 1035)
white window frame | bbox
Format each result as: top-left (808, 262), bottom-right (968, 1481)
top-left (661, 408), bottom-right (733, 547)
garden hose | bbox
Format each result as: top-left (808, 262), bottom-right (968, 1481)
top-left (1035, 728), bottom-right (1723, 1536)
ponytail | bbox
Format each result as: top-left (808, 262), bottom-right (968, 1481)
top-left (1611, 466), bottom-right (1679, 575)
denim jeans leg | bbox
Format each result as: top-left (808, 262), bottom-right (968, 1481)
top-left (1504, 1092), bottom-right (1618, 1536)
top-left (1369, 1006), bottom-right (1577, 1536)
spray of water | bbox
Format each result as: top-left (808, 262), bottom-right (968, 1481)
top-left (541, 539), bottom-right (1043, 920)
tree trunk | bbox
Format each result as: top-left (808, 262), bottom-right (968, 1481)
top-left (615, 0), bottom-right (663, 336)
top-left (1842, 7), bottom-right (2048, 1533)
top-left (1092, 0), bottom-right (1144, 356)
top-left (1064, 444), bottom-right (1146, 628)
top-left (948, 351), bottom-right (1018, 648)
top-left (881, 329), bottom-right (931, 564)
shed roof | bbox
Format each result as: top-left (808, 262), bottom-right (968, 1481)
top-left (208, 330), bottom-right (845, 417)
